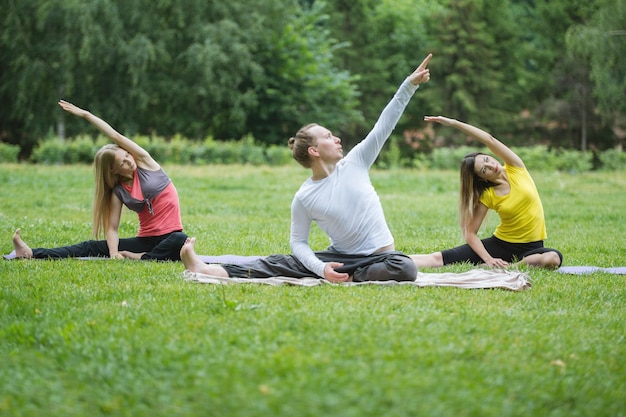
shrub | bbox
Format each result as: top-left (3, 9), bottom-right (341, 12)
top-left (167, 134), bottom-right (192, 164)
top-left (512, 146), bottom-right (559, 171)
top-left (239, 134), bottom-right (266, 165)
top-left (139, 135), bottom-right (169, 162)
top-left (266, 145), bottom-right (293, 165)
top-left (376, 135), bottom-right (404, 169)
top-left (409, 153), bottom-right (430, 170)
top-left (30, 138), bottom-right (66, 164)
top-left (0, 143), bottom-right (20, 162)
top-left (428, 146), bottom-right (478, 170)
top-left (18, 134), bottom-right (625, 171)
top-left (65, 135), bottom-right (99, 164)
top-left (554, 149), bottom-right (593, 172)
top-left (211, 140), bottom-right (243, 164)
top-left (598, 148), bottom-right (626, 171)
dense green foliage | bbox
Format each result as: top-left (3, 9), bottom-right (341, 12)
top-left (0, 143), bottom-right (20, 163)
top-left (1, 0), bottom-right (360, 154)
top-left (1, 0), bottom-right (624, 158)
top-left (24, 134), bottom-right (626, 171)
top-left (0, 164), bottom-right (625, 416)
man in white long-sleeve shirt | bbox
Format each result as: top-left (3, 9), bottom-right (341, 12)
top-left (180, 54), bottom-right (432, 282)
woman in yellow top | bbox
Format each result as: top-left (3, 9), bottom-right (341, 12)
top-left (411, 116), bottom-right (563, 269)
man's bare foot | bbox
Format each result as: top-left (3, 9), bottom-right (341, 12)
top-left (180, 237), bottom-right (204, 272)
top-left (12, 229), bottom-right (33, 258)
top-left (180, 237), bottom-right (229, 277)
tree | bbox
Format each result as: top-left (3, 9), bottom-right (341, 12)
top-left (566, 0), bottom-right (626, 149)
top-left (421, 0), bottom-right (525, 137)
top-left (245, 1), bottom-right (362, 145)
top-left (0, 0), bottom-right (362, 155)
top-left (511, 0), bottom-right (621, 150)
top-left (0, 0), bottom-right (93, 153)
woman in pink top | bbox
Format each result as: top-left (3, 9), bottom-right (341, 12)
top-left (10, 101), bottom-right (187, 261)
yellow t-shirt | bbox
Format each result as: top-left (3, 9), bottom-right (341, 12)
top-left (479, 165), bottom-right (547, 243)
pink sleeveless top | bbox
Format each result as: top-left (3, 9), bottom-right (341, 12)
top-left (113, 168), bottom-right (183, 237)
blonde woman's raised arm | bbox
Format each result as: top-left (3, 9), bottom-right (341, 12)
top-left (58, 100), bottom-right (159, 170)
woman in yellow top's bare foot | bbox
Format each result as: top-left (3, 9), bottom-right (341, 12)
top-left (12, 229), bottom-right (33, 258)
top-left (180, 237), bottom-right (229, 277)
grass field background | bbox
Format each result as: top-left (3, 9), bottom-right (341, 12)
top-left (0, 163), bottom-right (624, 416)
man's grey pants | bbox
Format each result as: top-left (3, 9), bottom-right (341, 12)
top-left (221, 250), bottom-right (417, 282)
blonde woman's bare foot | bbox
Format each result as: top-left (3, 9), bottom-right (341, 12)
top-left (12, 229), bottom-right (33, 258)
top-left (119, 251), bottom-right (145, 260)
top-left (180, 238), bottom-right (229, 277)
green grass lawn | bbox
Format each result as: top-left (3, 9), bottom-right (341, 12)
top-left (1, 163), bottom-right (624, 417)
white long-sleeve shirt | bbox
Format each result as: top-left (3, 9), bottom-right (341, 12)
top-left (290, 78), bottom-right (419, 278)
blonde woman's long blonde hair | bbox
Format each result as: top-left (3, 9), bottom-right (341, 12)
top-left (92, 144), bottom-right (121, 238)
top-left (459, 152), bottom-right (495, 237)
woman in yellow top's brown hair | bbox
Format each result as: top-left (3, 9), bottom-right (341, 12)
top-left (411, 116), bottom-right (562, 270)
top-left (9, 101), bottom-right (186, 261)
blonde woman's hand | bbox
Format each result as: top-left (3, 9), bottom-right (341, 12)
top-left (58, 100), bottom-right (90, 118)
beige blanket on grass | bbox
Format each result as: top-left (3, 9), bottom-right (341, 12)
top-left (183, 268), bottom-right (531, 291)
